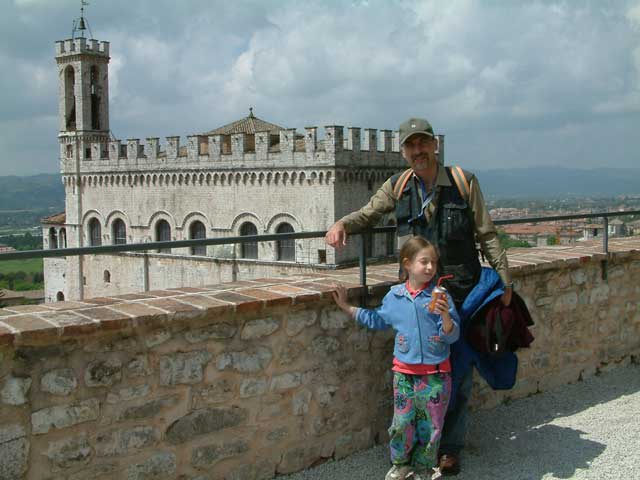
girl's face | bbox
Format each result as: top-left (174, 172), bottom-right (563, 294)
top-left (403, 246), bottom-right (438, 285)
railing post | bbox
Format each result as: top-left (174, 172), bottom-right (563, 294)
top-left (603, 216), bottom-right (609, 253)
top-left (359, 232), bottom-right (368, 307)
top-left (143, 253), bottom-right (149, 291)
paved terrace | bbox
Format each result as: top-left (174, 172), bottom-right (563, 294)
top-left (282, 360), bottom-right (640, 480)
top-left (1, 237), bottom-right (639, 342)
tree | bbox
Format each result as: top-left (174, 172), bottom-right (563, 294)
top-left (546, 235), bottom-right (559, 246)
top-left (498, 230), bottom-right (531, 249)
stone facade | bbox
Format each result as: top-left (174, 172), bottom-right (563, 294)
top-left (1, 238), bottom-right (639, 479)
top-left (43, 36), bottom-right (419, 304)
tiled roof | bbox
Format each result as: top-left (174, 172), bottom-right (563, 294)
top-left (204, 109), bottom-right (285, 135)
top-left (41, 212), bottom-right (66, 224)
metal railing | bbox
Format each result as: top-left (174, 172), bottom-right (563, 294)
top-left (1, 210), bottom-right (639, 302)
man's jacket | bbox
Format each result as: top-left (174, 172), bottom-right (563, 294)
top-left (449, 267), bottom-right (522, 406)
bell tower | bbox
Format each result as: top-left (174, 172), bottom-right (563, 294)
top-left (52, 4), bottom-right (111, 300)
top-left (55, 4), bottom-right (110, 172)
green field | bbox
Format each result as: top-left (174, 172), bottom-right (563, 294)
top-left (0, 258), bottom-right (43, 275)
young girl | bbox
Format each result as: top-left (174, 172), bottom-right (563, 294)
top-left (333, 236), bottom-right (460, 480)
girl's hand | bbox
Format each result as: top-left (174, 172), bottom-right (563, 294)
top-left (433, 295), bottom-right (454, 334)
top-left (332, 283), bottom-right (354, 316)
top-left (432, 295), bottom-right (449, 316)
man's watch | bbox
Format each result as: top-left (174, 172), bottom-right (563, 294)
top-left (504, 282), bottom-right (514, 289)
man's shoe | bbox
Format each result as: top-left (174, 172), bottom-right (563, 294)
top-left (385, 464), bottom-right (413, 480)
top-left (438, 454), bottom-right (460, 475)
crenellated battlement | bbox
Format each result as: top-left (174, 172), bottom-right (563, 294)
top-left (64, 125), bottom-right (428, 173)
top-left (55, 38), bottom-right (110, 57)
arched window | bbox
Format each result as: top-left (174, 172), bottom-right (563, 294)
top-left (59, 228), bottom-right (67, 248)
top-left (88, 218), bottom-right (101, 246)
top-left (49, 227), bottom-right (58, 250)
top-left (190, 220), bottom-right (206, 256)
top-left (90, 65), bottom-right (100, 130)
top-left (239, 222), bottom-right (258, 259)
top-left (103, 270), bottom-right (111, 283)
top-left (156, 219), bottom-right (171, 253)
top-left (64, 65), bottom-right (76, 130)
top-left (56, 291), bottom-right (65, 302)
top-left (112, 219), bottom-right (126, 245)
top-left (276, 223), bottom-right (295, 261)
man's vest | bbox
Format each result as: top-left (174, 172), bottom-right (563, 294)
top-left (391, 167), bottom-right (481, 304)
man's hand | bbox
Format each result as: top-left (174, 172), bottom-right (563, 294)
top-left (325, 221), bottom-right (347, 249)
top-left (501, 286), bottom-right (513, 306)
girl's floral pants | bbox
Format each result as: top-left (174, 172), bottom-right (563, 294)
top-left (389, 371), bottom-right (452, 468)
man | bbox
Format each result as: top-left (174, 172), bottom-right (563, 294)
top-left (325, 117), bottom-right (512, 475)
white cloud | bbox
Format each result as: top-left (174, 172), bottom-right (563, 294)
top-left (0, 0), bottom-right (639, 175)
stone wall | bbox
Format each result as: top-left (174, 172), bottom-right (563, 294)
top-left (1, 238), bottom-right (639, 479)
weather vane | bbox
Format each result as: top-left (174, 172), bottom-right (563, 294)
top-left (72, 0), bottom-right (93, 39)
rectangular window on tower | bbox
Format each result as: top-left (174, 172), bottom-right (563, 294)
top-left (66, 144), bottom-right (73, 159)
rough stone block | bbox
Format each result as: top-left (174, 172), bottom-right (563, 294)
top-left (225, 459), bottom-right (276, 480)
top-left (240, 377), bottom-right (268, 398)
top-left (314, 384), bottom-right (339, 407)
top-left (0, 424), bottom-right (26, 444)
top-left (270, 372), bottom-right (302, 391)
top-left (127, 452), bottom-right (176, 480)
top-left (159, 350), bottom-right (212, 385)
top-left (144, 329), bottom-right (172, 348)
top-left (0, 436), bottom-right (29, 479)
top-left (32, 398), bottom-right (100, 434)
top-left (590, 284), bottom-right (610, 304)
top-left (95, 426), bottom-right (158, 457)
top-left (278, 341), bottom-right (305, 365)
top-left (185, 323), bottom-right (237, 343)
top-left (46, 434), bottom-right (92, 470)
top-left (118, 396), bottom-right (179, 421)
top-left (216, 347), bottom-right (272, 373)
top-left (191, 439), bottom-right (248, 468)
top-left (276, 445), bottom-right (322, 475)
top-left (127, 355), bottom-right (152, 377)
top-left (41, 368), bottom-right (78, 396)
top-left (85, 358), bottom-right (123, 387)
top-left (286, 310), bottom-right (317, 336)
top-left (192, 380), bottom-right (234, 407)
top-left (1, 375), bottom-right (32, 405)
top-left (292, 389), bottom-right (312, 416)
top-left (311, 335), bottom-right (340, 355)
top-left (241, 317), bottom-right (280, 340)
top-left (320, 309), bottom-right (350, 330)
top-left (552, 291), bottom-right (578, 312)
top-left (106, 384), bottom-right (150, 404)
top-left (571, 268), bottom-right (587, 285)
top-left (165, 407), bottom-right (246, 445)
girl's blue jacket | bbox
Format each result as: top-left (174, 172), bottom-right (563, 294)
top-left (355, 282), bottom-right (460, 366)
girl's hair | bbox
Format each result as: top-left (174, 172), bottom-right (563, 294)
top-left (398, 236), bottom-right (439, 282)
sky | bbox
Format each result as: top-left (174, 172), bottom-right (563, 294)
top-left (1, 0), bottom-right (639, 176)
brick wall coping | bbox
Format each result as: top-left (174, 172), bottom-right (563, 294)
top-left (1, 237), bottom-right (639, 346)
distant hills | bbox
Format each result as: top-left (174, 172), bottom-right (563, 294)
top-left (0, 168), bottom-right (637, 212)
top-left (475, 167), bottom-right (640, 198)
top-left (0, 174), bottom-right (64, 211)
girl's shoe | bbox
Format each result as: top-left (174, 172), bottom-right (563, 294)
top-left (385, 464), bottom-right (413, 480)
top-left (408, 469), bottom-right (432, 480)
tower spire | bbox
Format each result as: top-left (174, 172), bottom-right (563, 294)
top-left (72, 0), bottom-right (93, 39)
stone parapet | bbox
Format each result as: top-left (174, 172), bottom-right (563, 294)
top-left (1, 237), bottom-right (639, 478)
top-left (70, 125), bottom-right (406, 173)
